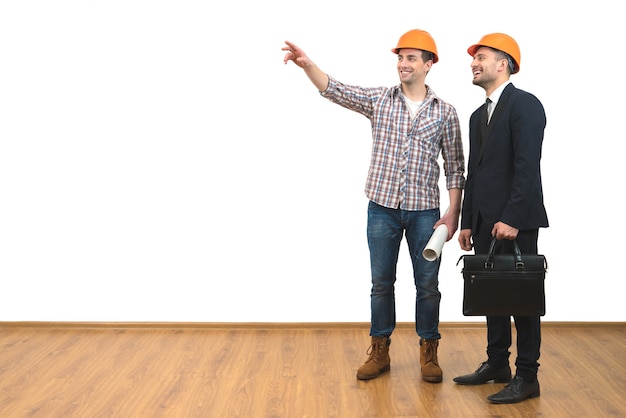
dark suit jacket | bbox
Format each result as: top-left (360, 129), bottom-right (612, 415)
top-left (461, 83), bottom-right (548, 232)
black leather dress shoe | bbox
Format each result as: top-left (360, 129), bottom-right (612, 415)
top-left (453, 362), bottom-right (511, 385)
top-left (487, 375), bottom-right (540, 404)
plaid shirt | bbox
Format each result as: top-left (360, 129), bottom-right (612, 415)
top-left (321, 76), bottom-right (465, 211)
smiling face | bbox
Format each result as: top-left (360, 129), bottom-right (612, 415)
top-left (470, 46), bottom-right (510, 93)
top-left (396, 48), bottom-right (432, 86)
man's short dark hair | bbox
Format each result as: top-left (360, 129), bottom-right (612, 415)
top-left (491, 48), bottom-right (518, 74)
top-left (422, 50), bottom-right (435, 63)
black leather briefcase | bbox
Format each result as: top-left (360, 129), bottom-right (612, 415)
top-left (457, 238), bottom-right (547, 316)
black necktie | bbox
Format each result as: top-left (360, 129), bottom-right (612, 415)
top-left (480, 98), bottom-right (491, 150)
top-left (485, 98), bottom-right (492, 125)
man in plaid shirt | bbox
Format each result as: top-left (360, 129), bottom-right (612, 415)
top-left (282, 29), bottom-right (465, 383)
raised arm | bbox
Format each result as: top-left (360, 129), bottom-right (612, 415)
top-left (282, 40), bottom-right (329, 92)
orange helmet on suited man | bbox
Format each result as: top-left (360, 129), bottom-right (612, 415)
top-left (467, 33), bottom-right (521, 74)
top-left (391, 29), bottom-right (439, 63)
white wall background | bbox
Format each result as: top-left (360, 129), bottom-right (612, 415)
top-left (1, 1), bottom-right (623, 322)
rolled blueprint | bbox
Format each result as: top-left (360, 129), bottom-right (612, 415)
top-left (422, 224), bottom-right (449, 261)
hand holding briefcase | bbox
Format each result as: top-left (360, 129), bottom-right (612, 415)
top-left (457, 238), bottom-right (548, 316)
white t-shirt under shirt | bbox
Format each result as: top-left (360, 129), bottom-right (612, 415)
top-left (403, 95), bottom-right (423, 120)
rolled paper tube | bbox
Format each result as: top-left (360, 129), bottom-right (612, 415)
top-left (422, 224), bottom-right (449, 261)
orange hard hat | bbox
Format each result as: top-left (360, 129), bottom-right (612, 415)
top-left (391, 29), bottom-right (439, 63)
top-left (467, 33), bottom-right (521, 74)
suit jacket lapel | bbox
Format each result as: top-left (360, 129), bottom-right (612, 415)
top-left (481, 83), bottom-right (516, 155)
top-left (488, 83), bottom-right (515, 130)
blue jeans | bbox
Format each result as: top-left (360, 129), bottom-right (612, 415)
top-left (367, 201), bottom-right (441, 340)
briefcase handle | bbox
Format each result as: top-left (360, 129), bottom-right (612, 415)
top-left (485, 238), bottom-right (524, 270)
top-left (456, 238), bottom-right (548, 271)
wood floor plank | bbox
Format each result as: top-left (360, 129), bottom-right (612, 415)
top-left (0, 323), bottom-right (624, 417)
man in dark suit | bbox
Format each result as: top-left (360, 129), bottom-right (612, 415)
top-left (453, 33), bottom-right (548, 404)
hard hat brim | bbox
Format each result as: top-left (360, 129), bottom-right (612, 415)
top-left (467, 44), bottom-right (481, 57)
top-left (391, 47), bottom-right (439, 63)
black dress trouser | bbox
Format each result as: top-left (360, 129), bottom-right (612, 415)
top-left (472, 215), bottom-right (541, 382)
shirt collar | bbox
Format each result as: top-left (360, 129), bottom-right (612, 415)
top-left (394, 84), bottom-right (438, 103)
top-left (486, 80), bottom-right (511, 107)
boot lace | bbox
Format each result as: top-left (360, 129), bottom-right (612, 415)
top-left (365, 341), bottom-right (383, 364)
top-left (423, 340), bottom-right (439, 365)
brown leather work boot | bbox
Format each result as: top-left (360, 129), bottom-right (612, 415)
top-left (356, 336), bottom-right (391, 380)
top-left (420, 338), bottom-right (443, 383)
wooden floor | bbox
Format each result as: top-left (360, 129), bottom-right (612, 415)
top-left (0, 322), bottom-right (624, 418)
